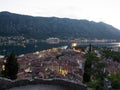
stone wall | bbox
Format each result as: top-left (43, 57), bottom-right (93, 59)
top-left (0, 78), bottom-right (87, 90)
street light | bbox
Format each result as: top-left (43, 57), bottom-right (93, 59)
top-left (71, 43), bottom-right (77, 49)
top-left (72, 43), bottom-right (77, 47)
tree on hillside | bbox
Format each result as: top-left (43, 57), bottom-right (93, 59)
top-left (83, 51), bottom-right (106, 90)
top-left (108, 72), bottom-right (120, 89)
top-left (102, 48), bottom-right (120, 62)
top-left (83, 52), bottom-right (96, 82)
top-left (1, 52), bottom-right (19, 80)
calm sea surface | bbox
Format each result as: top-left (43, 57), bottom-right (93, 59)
top-left (0, 42), bottom-right (120, 55)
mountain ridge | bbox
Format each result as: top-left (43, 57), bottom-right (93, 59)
top-left (0, 11), bottom-right (120, 40)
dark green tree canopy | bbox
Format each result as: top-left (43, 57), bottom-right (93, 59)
top-left (1, 52), bottom-right (19, 80)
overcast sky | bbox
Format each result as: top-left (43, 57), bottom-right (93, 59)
top-left (0, 0), bottom-right (120, 29)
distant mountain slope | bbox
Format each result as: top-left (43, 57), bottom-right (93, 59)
top-left (0, 11), bottom-right (120, 40)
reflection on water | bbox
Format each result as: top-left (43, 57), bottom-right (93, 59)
top-left (117, 43), bottom-right (120, 47)
top-left (0, 42), bottom-right (69, 55)
top-left (0, 42), bottom-right (120, 55)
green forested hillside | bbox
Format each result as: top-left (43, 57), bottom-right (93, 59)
top-left (0, 11), bottom-right (120, 40)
